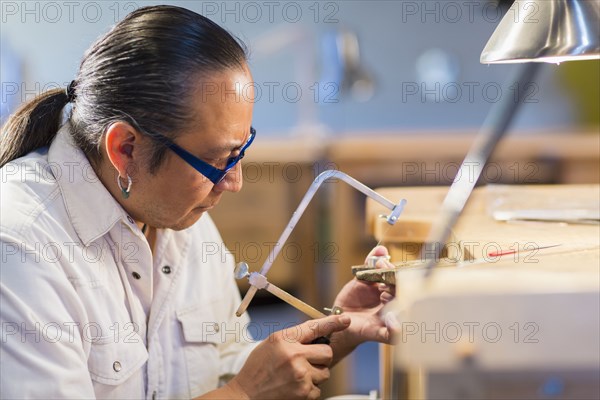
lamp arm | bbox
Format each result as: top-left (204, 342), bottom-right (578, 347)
top-left (420, 62), bottom-right (541, 281)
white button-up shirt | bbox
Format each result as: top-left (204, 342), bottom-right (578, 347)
top-left (1, 125), bottom-right (256, 399)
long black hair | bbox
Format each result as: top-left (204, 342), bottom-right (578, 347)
top-left (0, 5), bottom-right (248, 172)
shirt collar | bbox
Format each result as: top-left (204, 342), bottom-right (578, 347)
top-left (48, 123), bottom-right (135, 246)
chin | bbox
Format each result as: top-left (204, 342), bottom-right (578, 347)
top-left (169, 210), bottom-right (206, 231)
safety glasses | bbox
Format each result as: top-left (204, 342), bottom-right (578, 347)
top-left (151, 127), bottom-right (256, 185)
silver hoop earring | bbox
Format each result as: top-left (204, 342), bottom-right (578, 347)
top-left (117, 174), bottom-right (132, 199)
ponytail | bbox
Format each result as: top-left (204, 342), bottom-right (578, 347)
top-left (0, 88), bottom-right (70, 167)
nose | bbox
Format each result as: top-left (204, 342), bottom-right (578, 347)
top-left (213, 163), bottom-right (243, 193)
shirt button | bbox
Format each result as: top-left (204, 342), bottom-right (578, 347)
top-left (214, 323), bottom-right (220, 332)
top-left (161, 265), bottom-right (171, 274)
top-left (126, 216), bottom-right (134, 224)
top-left (132, 272), bottom-right (141, 280)
top-left (113, 361), bottom-right (122, 372)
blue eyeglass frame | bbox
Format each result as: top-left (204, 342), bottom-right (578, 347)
top-left (152, 127), bottom-right (256, 185)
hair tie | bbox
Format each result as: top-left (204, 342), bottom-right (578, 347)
top-left (66, 80), bottom-right (77, 103)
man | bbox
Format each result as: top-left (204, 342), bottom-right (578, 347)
top-left (0, 6), bottom-right (395, 399)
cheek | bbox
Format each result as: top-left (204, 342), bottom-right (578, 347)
top-left (160, 173), bottom-right (212, 201)
top-left (153, 156), bottom-right (200, 192)
top-left (149, 155), bottom-right (217, 207)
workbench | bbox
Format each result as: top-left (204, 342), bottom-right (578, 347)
top-left (365, 184), bottom-right (600, 399)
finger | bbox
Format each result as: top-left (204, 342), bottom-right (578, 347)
top-left (378, 283), bottom-right (389, 291)
top-left (297, 315), bottom-right (351, 344)
top-left (379, 283), bottom-right (396, 296)
top-left (304, 343), bottom-right (333, 366)
top-left (309, 364), bottom-right (330, 386)
top-left (376, 257), bottom-right (395, 269)
top-left (384, 311), bottom-right (401, 340)
top-left (375, 325), bottom-right (392, 344)
top-left (380, 291), bottom-right (394, 304)
top-left (365, 245), bottom-right (389, 261)
top-left (307, 385), bottom-right (321, 400)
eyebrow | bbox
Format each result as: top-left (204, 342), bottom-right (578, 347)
top-left (210, 143), bottom-right (238, 154)
top-left (207, 134), bottom-right (249, 156)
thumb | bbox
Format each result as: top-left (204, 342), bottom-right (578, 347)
top-left (298, 315), bottom-right (351, 344)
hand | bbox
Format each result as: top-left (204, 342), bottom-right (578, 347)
top-left (228, 314), bottom-right (351, 400)
top-left (329, 246), bottom-right (399, 361)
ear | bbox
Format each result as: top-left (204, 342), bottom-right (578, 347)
top-left (104, 121), bottom-right (139, 177)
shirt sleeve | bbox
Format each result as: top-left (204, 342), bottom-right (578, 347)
top-left (216, 271), bottom-right (259, 384)
top-left (199, 215), bottom-right (259, 384)
top-left (0, 231), bottom-right (96, 399)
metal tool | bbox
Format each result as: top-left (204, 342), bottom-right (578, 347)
top-left (235, 262), bottom-right (342, 345)
top-left (419, 62), bottom-right (541, 281)
top-left (235, 170), bottom-right (407, 318)
top-left (234, 262), bottom-right (326, 319)
top-left (353, 243), bottom-right (569, 285)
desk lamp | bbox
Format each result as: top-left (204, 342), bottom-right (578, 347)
top-left (481, 0), bottom-right (600, 64)
top-left (377, 3), bottom-right (600, 398)
top-left (419, 0), bottom-right (600, 281)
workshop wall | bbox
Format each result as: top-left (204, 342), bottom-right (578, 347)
top-left (2, 0), bottom-right (589, 134)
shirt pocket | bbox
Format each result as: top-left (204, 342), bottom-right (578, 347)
top-left (177, 303), bottom-right (224, 398)
top-left (88, 333), bottom-right (148, 399)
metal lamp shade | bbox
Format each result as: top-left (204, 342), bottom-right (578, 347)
top-left (481, 0), bottom-right (600, 64)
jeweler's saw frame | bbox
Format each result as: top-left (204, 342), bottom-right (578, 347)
top-left (235, 169), bottom-right (406, 318)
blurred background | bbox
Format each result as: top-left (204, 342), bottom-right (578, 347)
top-left (3, 0), bottom-right (599, 131)
top-left (2, 0), bottom-right (599, 397)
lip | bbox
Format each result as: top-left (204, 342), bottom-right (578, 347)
top-left (194, 197), bottom-right (221, 212)
top-left (194, 205), bottom-right (214, 211)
